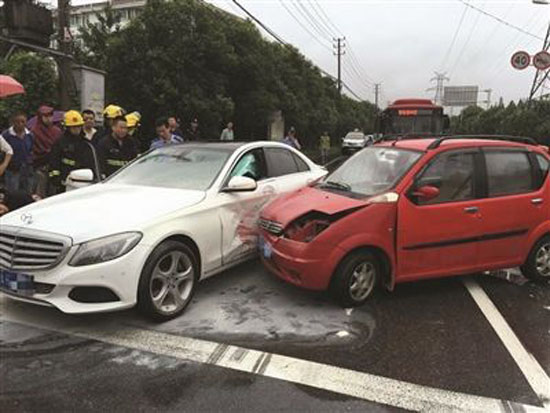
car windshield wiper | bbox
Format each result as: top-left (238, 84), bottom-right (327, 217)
top-left (319, 180), bottom-right (352, 191)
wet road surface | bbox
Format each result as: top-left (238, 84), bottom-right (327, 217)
top-left (1, 260), bottom-right (549, 412)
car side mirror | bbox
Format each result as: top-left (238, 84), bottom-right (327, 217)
top-left (412, 185), bottom-right (440, 201)
top-left (65, 169), bottom-right (95, 191)
top-left (223, 176), bottom-right (257, 192)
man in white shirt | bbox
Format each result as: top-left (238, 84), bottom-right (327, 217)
top-left (220, 122), bottom-right (234, 141)
top-left (82, 109), bottom-right (99, 145)
top-left (0, 134), bottom-right (13, 177)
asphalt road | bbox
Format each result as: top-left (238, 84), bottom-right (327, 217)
top-left (1, 259), bottom-right (549, 412)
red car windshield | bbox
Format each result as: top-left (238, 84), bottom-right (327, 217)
top-left (321, 147), bottom-right (422, 197)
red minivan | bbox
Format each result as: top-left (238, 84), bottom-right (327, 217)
top-left (259, 136), bottom-right (550, 306)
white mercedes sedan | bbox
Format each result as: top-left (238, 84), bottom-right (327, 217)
top-left (0, 141), bottom-right (326, 320)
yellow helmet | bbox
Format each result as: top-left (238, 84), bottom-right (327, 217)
top-left (64, 110), bottom-right (84, 127)
top-left (103, 104), bottom-right (124, 119)
top-left (125, 111), bottom-right (141, 128)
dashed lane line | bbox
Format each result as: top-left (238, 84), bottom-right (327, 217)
top-left (463, 278), bottom-right (550, 409)
top-left (1, 308), bottom-right (546, 413)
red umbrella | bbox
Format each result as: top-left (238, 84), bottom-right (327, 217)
top-left (0, 75), bottom-right (25, 98)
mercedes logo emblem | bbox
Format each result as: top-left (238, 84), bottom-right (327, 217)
top-left (20, 213), bottom-right (33, 225)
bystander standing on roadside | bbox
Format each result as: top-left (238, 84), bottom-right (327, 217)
top-left (48, 110), bottom-right (99, 195)
top-left (186, 118), bottom-right (201, 141)
top-left (0, 133), bottom-right (13, 181)
top-left (1, 111), bottom-right (34, 193)
top-left (282, 127), bottom-right (301, 150)
top-left (82, 109), bottom-right (100, 146)
top-left (31, 105), bottom-right (62, 197)
top-left (151, 117), bottom-right (184, 149)
top-left (168, 116), bottom-right (184, 138)
top-left (97, 116), bottom-right (138, 178)
top-left (319, 131), bottom-right (331, 164)
top-left (220, 122), bottom-right (234, 141)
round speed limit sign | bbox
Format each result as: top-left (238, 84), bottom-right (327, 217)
top-left (511, 51), bottom-right (530, 70)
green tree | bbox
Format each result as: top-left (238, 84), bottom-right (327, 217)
top-left (74, 5), bottom-right (122, 70)
top-left (74, 0), bottom-right (377, 146)
top-left (451, 100), bottom-right (550, 144)
top-left (0, 52), bottom-right (58, 128)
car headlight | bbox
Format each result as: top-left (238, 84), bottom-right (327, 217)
top-left (69, 232), bottom-right (142, 267)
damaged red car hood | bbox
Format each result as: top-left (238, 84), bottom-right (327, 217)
top-left (261, 186), bottom-right (369, 225)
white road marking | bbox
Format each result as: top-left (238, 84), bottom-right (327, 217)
top-left (1, 309), bottom-right (547, 413)
top-left (463, 278), bottom-right (550, 409)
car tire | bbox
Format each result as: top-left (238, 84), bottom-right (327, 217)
top-left (520, 235), bottom-right (550, 283)
top-left (137, 241), bottom-right (199, 321)
top-left (330, 250), bottom-right (380, 307)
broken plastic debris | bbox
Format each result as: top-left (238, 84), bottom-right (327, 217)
top-left (345, 308), bottom-right (353, 316)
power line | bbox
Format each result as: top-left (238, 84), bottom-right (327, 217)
top-left (290, 0), bottom-right (332, 41)
top-left (449, 3), bottom-right (484, 77)
top-left (304, 0), bottom-right (337, 39)
top-left (310, 0), bottom-right (344, 37)
top-left (230, 0), bottom-right (365, 101)
top-left (231, 0), bottom-right (288, 45)
top-left (440, 3), bottom-right (469, 71)
top-left (342, 82), bottom-right (365, 101)
top-left (284, 1), bottom-right (380, 96)
top-left (347, 46), bottom-right (375, 85)
top-left (456, 0), bottom-right (544, 41)
top-left (278, 0), bottom-right (332, 52)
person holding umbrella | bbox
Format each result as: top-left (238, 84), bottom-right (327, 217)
top-left (0, 75), bottom-right (25, 99)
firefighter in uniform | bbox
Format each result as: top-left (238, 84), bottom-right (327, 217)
top-left (97, 115), bottom-right (138, 178)
top-left (48, 110), bottom-right (99, 194)
top-left (96, 104), bottom-right (125, 142)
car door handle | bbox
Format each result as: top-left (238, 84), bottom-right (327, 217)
top-left (464, 206), bottom-right (479, 214)
top-left (531, 198), bottom-right (544, 205)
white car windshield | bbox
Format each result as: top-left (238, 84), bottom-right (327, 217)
top-left (107, 146), bottom-right (233, 190)
top-left (345, 132), bottom-right (365, 140)
top-left (320, 147), bottom-right (422, 197)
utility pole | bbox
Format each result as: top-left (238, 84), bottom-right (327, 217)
top-left (57, 0), bottom-right (72, 110)
top-left (483, 88), bottom-right (492, 109)
top-left (529, 22), bottom-right (550, 102)
top-left (374, 83), bottom-right (381, 108)
top-left (333, 37), bottom-right (345, 94)
top-left (428, 72), bottom-right (450, 105)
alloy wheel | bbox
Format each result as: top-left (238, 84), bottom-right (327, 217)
top-left (535, 242), bottom-right (550, 278)
top-left (349, 261), bottom-right (376, 302)
top-left (149, 251), bottom-right (195, 315)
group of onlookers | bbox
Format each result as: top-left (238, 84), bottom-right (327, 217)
top-left (0, 104), bottom-right (240, 204)
top-left (0, 102), bottom-right (334, 215)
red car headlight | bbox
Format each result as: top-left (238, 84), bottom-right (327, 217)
top-left (284, 217), bottom-right (330, 243)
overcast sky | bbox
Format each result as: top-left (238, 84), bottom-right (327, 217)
top-left (42, 1), bottom-right (550, 107)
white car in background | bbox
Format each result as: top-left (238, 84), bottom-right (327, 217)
top-left (0, 142), bottom-right (326, 320)
top-left (341, 130), bottom-right (373, 155)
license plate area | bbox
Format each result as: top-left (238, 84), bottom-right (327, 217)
top-left (0, 269), bottom-right (35, 296)
top-left (258, 235), bottom-right (272, 259)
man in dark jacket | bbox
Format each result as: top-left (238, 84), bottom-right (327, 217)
top-left (97, 116), bottom-right (138, 178)
top-left (185, 118), bottom-right (201, 141)
top-left (31, 105), bottom-right (62, 197)
top-left (49, 110), bottom-right (99, 195)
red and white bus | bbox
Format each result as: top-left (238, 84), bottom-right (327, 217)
top-left (378, 98), bottom-right (449, 136)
